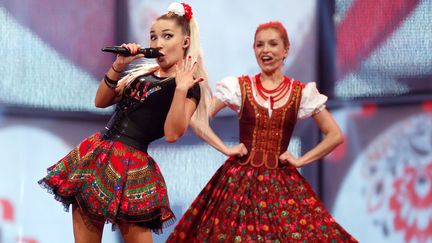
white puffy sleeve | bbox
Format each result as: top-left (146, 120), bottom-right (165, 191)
top-left (214, 76), bottom-right (241, 113)
top-left (298, 82), bottom-right (328, 119)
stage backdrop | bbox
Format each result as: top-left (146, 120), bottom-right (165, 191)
top-left (0, 0), bottom-right (317, 116)
top-left (324, 0), bottom-right (432, 242)
top-left (326, 104), bottom-right (432, 243)
top-left (333, 0), bottom-right (431, 99)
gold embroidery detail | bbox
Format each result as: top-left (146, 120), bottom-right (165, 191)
top-left (238, 77), bottom-right (303, 169)
top-left (127, 166), bottom-right (151, 180)
top-left (105, 163), bottom-right (121, 181)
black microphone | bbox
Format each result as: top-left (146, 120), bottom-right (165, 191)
top-left (101, 46), bottom-right (163, 58)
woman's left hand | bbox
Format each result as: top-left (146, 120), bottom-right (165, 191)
top-left (279, 151), bottom-right (303, 168)
top-left (175, 56), bottom-right (204, 90)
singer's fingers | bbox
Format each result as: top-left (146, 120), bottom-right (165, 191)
top-left (135, 44), bottom-right (142, 55)
top-left (182, 58), bottom-right (187, 72)
top-left (279, 154), bottom-right (293, 164)
top-left (130, 43), bottom-right (139, 55)
top-left (186, 61), bottom-right (198, 76)
top-left (133, 43), bottom-right (141, 54)
top-left (193, 77), bottom-right (204, 85)
top-left (181, 57), bottom-right (188, 72)
top-left (120, 43), bottom-right (129, 54)
top-left (184, 57), bottom-right (190, 72)
top-left (186, 56), bottom-right (193, 70)
top-left (182, 56), bottom-right (190, 71)
top-left (120, 43), bottom-right (140, 55)
top-left (134, 54), bottom-right (145, 60)
top-left (242, 146), bottom-right (248, 156)
top-left (241, 150), bottom-right (247, 157)
top-left (191, 61), bottom-right (198, 73)
top-left (120, 43), bottom-right (132, 54)
top-left (188, 57), bottom-right (197, 72)
top-left (176, 61), bottom-right (183, 73)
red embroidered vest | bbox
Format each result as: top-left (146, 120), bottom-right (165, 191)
top-left (237, 76), bottom-right (303, 169)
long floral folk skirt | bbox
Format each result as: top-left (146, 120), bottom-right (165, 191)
top-left (167, 157), bottom-right (358, 242)
top-left (38, 132), bottom-right (175, 233)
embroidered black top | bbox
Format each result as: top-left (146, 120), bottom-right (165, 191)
top-left (102, 73), bottom-right (201, 152)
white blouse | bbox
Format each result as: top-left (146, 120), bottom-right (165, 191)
top-left (214, 76), bottom-right (328, 119)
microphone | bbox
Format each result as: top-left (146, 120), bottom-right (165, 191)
top-left (101, 46), bottom-right (163, 58)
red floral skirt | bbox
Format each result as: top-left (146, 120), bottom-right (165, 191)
top-left (167, 157), bottom-right (357, 242)
top-left (38, 132), bottom-right (175, 233)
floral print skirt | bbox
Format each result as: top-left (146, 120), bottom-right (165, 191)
top-left (167, 157), bottom-right (357, 242)
top-left (38, 132), bottom-right (175, 233)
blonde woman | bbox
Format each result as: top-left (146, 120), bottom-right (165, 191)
top-left (38, 3), bottom-right (214, 243)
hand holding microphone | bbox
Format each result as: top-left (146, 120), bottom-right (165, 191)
top-left (102, 43), bottom-right (163, 74)
top-left (102, 45), bottom-right (163, 58)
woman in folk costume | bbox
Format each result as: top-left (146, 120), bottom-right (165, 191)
top-left (38, 2), bottom-right (211, 243)
top-left (168, 21), bottom-right (358, 242)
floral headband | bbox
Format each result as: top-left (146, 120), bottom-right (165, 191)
top-left (167, 2), bottom-right (193, 21)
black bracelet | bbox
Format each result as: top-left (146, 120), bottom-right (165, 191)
top-left (104, 78), bottom-right (117, 89)
top-left (111, 64), bottom-right (123, 73)
top-left (104, 75), bottom-right (118, 89)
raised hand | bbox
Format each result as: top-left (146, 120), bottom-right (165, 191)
top-left (175, 56), bottom-right (204, 90)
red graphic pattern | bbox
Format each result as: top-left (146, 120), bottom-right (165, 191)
top-left (336, 0), bottom-right (420, 79)
top-left (390, 163), bottom-right (432, 243)
top-left (1, 198), bottom-right (38, 243)
top-left (0, 199), bottom-right (14, 222)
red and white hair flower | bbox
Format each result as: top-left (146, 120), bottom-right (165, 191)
top-left (167, 2), bottom-right (193, 21)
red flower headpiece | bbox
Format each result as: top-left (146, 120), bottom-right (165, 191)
top-left (181, 3), bottom-right (193, 21)
top-left (167, 2), bottom-right (193, 21)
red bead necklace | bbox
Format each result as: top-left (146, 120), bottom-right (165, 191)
top-left (255, 73), bottom-right (291, 109)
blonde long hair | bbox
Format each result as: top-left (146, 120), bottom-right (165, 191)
top-left (120, 11), bottom-right (211, 135)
